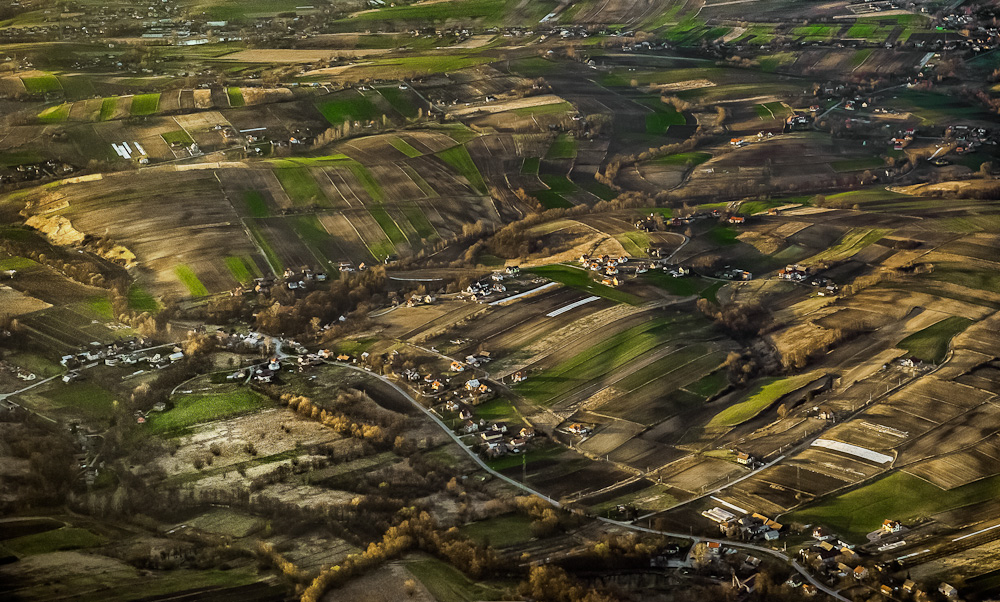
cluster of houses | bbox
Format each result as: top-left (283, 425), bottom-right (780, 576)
top-left (231, 268), bottom-right (328, 296)
top-left (702, 507), bottom-right (783, 542)
top-left (580, 253), bottom-right (628, 281)
top-left (777, 264), bottom-right (811, 281)
top-left (465, 266), bottom-right (520, 301)
top-left (717, 268), bottom-right (753, 281)
top-left (446, 397), bottom-right (537, 457)
top-left (58, 338), bottom-right (158, 371)
top-left (0, 360), bottom-right (37, 382)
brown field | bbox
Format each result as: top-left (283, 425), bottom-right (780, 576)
top-left (241, 87), bottom-right (294, 105)
top-left (219, 49), bottom-right (391, 63)
top-left (158, 89), bottom-right (182, 113)
top-left (0, 285), bottom-right (51, 316)
top-left (193, 89), bottom-right (213, 109)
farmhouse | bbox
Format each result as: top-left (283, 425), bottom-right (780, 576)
top-left (462, 420), bottom-right (478, 433)
top-left (853, 565), bottom-right (868, 580)
top-left (728, 216), bottom-right (746, 225)
top-left (882, 519), bottom-right (903, 533)
top-left (736, 451), bottom-right (754, 465)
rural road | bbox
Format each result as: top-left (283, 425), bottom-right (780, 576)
top-left (323, 360), bottom-right (848, 601)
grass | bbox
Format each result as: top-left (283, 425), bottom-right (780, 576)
top-left (459, 514), bottom-right (535, 548)
top-left (388, 136), bottom-right (422, 158)
top-left (401, 203), bottom-right (439, 241)
top-left (127, 284), bottom-right (159, 313)
top-left (274, 167), bottom-right (328, 206)
top-left (533, 190), bottom-right (572, 209)
top-left (576, 177), bottom-right (617, 201)
top-left (242, 190), bottom-right (269, 218)
top-left (437, 145), bottom-right (488, 194)
top-left (21, 74), bottom-right (61, 94)
top-left (644, 272), bottom-right (709, 296)
top-left (247, 222), bottom-right (283, 274)
top-left (130, 93), bottom-right (160, 116)
top-left (528, 264), bottom-right (640, 305)
top-left (707, 372), bottom-right (819, 428)
top-left (545, 133), bottom-right (577, 160)
top-left (651, 152), bottom-right (711, 166)
top-left (521, 157), bottom-right (540, 174)
top-left (4, 527), bottom-right (105, 557)
top-left (316, 91), bottom-right (380, 125)
top-left (377, 86), bottom-right (420, 119)
top-left (787, 471), bottom-right (1000, 543)
top-left (174, 265), bottom-right (209, 297)
top-left (406, 557), bottom-right (507, 602)
top-left (369, 206), bottom-right (407, 245)
top-left (683, 369), bottom-right (728, 398)
top-left (37, 103), bottom-right (70, 124)
top-left (897, 316), bottom-right (972, 364)
top-left (344, 161), bottom-right (384, 202)
top-left (470, 398), bottom-right (520, 422)
top-left (227, 86), bottom-right (245, 107)
top-left (0, 256), bottom-right (38, 270)
top-left (162, 130), bottom-right (194, 146)
top-left (149, 388), bottom-right (270, 434)
top-left (707, 226), bottom-right (739, 246)
top-left (515, 317), bottom-right (689, 404)
top-left (225, 256), bottom-right (254, 284)
top-left (85, 296), bottom-right (114, 321)
top-left (43, 382), bottom-right (116, 419)
top-left (804, 228), bottom-right (890, 264)
top-left (615, 231), bottom-right (650, 256)
top-left (99, 97), bottom-right (117, 121)
top-left (831, 157), bottom-right (885, 173)
top-left (510, 101), bottom-right (574, 116)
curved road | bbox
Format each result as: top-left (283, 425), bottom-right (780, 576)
top-left (325, 360), bottom-right (848, 601)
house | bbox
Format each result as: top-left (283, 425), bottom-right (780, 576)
top-left (706, 541), bottom-right (722, 556)
top-left (506, 265), bottom-right (520, 275)
top-left (445, 400), bottom-right (460, 412)
top-left (902, 579), bottom-right (917, 593)
top-left (169, 351), bottom-right (184, 362)
top-left (152, 402), bottom-right (166, 412)
top-left (508, 437), bottom-right (527, 452)
top-left (481, 431), bottom-right (503, 445)
top-left (268, 358), bottom-right (281, 371)
top-left (255, 369), bottom-right (274, 383)
top-left (939, 583), bottom-right (958, 599)
top-left (465, 379), bottom-right (481, 391)
top-left (736, 451), bottom-right (754, 465)
top-left (568, 423), bottom-right (590, 435)
top-left (764, 530), bottom-right (780, 541)
top-left (462, 420), bottom-right (478, 433)
top-left (881, 519), bottom-right (903, 534)
top-left (813, 526), bottom-right (834, 541)
top-left (728, 216), bottom-right (746, 224)
top-left (880, 585), bottom-right (893, 597)
top-left (853, 565), bottom-right (868, 580)
top-left (459, 408), bottom-right (474, 420)
top-left (519, 426), bottom-right (536, 438)
top-left (336, 354), bottom-right (351, 361)
top-left (431, 380), bottom-right (444, 392)
top-left (450, 361), bottom-right (465, 372)
top-left (511, 371), bottom-right (526, 383)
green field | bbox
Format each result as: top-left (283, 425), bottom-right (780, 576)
top-left (162, 130), bottom-right (194, 146)
top-left (43, 381), bottom-right (117, 419)
top-left (436, 145), bottom-right (488, 194)
top-left (247, 222), bottom-right (283, 273)
top-left (174, 264), bottom-right (209, 297)
top-left (787, 471), bottom-right (1000, 543)
top-left (388, 136), bottom-right (422, 158)
top-left (377, 86), bottom-right (420, 119)
top-left (224, 256), bottom-right (254, 284)
top-left (0, 256), bottom-right (39, 270)
top-left (130, 94), bottom-right (160, 116)
top-left (521, 157), bottom-right (540, 174)
top-left (406, 557), bottom-right (507, 602)
top-left (149, 389), bottom-right (270, 434)
top-left (242, 190), bottom-right (269, 218)
top-left (4, 527), bottom-right (105, 557)
top-left (510, 101), bottom-right (574, 116)
top-left (707, 225), bottom-right (739, 246)
top-left (804, 228), bottom-right (889, 264)
top-left (127, 283), bottom-right (159, 313)
top-left (532, 189), bottom-right (573, 209)
top-left (21, 74), bottom-right (61, 94)
top-left (651, 152), bottom-right (711, 166)
top-left (683, 369), bottom-right (728, 398)
top-left (368, 206), bottom-right (407, 245)
top-left (274, 167), bottom-right (328, 206)
top-left (615, 231), bottom-right (650, 256)
top-left (57, 75), bottom-right (96, 100)
top-left (515, 317), bottom-right (685, 404)
top-left (897, 316), bottom-right (972, 363)
top-left (227, 86), bottom-right (245, 107)
top-left (644, 271), bottom-right (710, 297)
top-left (37, 103), bottom-right (70, 124)
top-left (316, 91), bottom-right (380, 125)
top-left (528, 264), bottom-right (640, 305)
top-left (458, 514), bottom-right (535, 548)
top-left (545, 133), bottom-right (577, 160)
top-left (99, 97), bottom-right (117, 121)
top-left (344, 161), bottom-right (384, 202)
top-left (707, 372), bottom-right (819, 428)
top-left (831, 156), bottom-right (884, 173)
top-left (401, 203), bottom-right (439, 241)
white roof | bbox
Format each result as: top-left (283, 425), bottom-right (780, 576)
top-left (812, 439), bottom-right (893, 464)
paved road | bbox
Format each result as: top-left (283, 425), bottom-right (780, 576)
top-left (324, 361), bottom-right (848, 601)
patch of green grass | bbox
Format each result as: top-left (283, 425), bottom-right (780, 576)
top-left (643, 271), bottom-right (708, 296)
top-left (510, 101), bottom-right (574, 116)
top-left (127, 283), bottom-right (159, 313)
top-left (316, 91), bottom-right (380, 125)
top-left (37, 103), bottom-right (70, 123)
top-left (437, 145), bottom-right (488, 194)
top-left (377, 86), bottom-right (420, 119)
top-left (343, 161), bottom-right (384, 202)
top-left (0, 151), bottom-right (44, 167)
top-left (401, 203), bottom-right (439, 241)
top-left (174, 264), bottom-right (209, 297)
top-left (44, 381), bottom-right (117, 419)
top-left (545, 133), bottom-right (577, 160)
top-left (224, 256), bottom-right (253, 284)
top-left (738, 200), bottom-right (787, 215)
top-left (707, 372), bottom-right (818, 428)
top-left (99, 97), bottom-right (117, 121)
top-left (85, 296), bottom-right (114, 320)
top-left (5, 527), bottom-right (105, 557)
top-left (7, 353), bottom-right (62, 378)
top-left (683, 369), bottom-right (728, 398)
top-left (242, 190), bottom-right (269, 218)
top-left (130, 93), bottom-right (160, 116)
top-left (227, 86), bottom-right (245, 107)
top-left (388, 136), bottom-right (422, 158)
top-left (274, 167), bottom-right (328, 206)
top-left (161, 129), bottom-right (194, 146)
top-left (521, 157), bottom-right (540, 174)
top-left (247, 222), bottom-right (282, 274)
top-left (615, 231), bottom-right (649, 256)
top-left (831, 156), bottom-right (885, 173)
top-left (651, 152), bottom-right (711, 166)
top-left (0, 256), bottom-right (38, 270)
top-left (459, 514), bottom-right (535, 548)
top-left (369, 205), bottom-right (407, 245)
top-left (804, 228), bottom-right (890, 264)
top-left (401, 164), bottom-right (437, 197)
top-left (897, 316), bottom-right (972, 364)
top-left (528, 264), bottom-right (640, 305)
top-left (700, 281), bottom-right (723, 303)
top-left (787, 471), bottom-right (1000, 544)
top-left (532, 189), bottom-right (572, 209)
top-left (21, 74), bottom-right (61, 94)
top-left (149, 388), bottom-right (270, 434)
top-left (57, 75), bottom-right (95, 101)
top-left (707, 225), bottom-right (739, 246)
top-left (515, 317), bottom-right (687, 404)
top-left (471, 398), bottom-right (520, 422)
top-left (406, 557), bottom-right (508, 602)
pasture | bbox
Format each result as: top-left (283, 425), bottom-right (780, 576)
top-left (148, 388), bottom-right (271, 435)
top-left (707, 372), bottom-right (819, 428)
